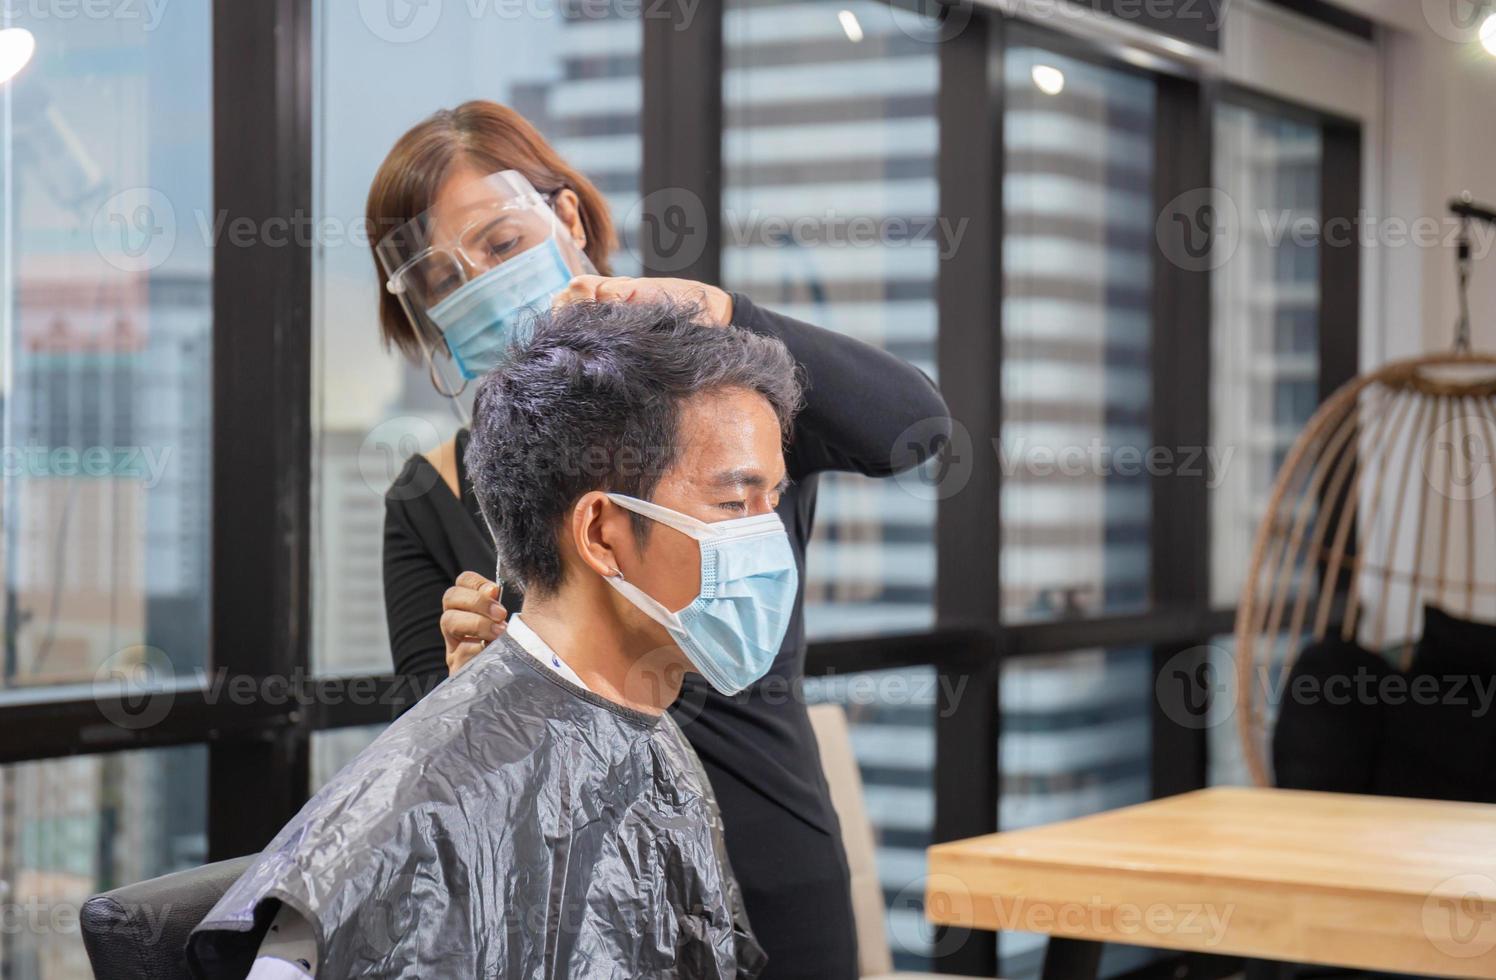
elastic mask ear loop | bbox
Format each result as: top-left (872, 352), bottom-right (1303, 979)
top-left (423, 341), bottom-right (472, 425)
top-left (601, 497), bottom-right (686, 626)
top-left (605, 563), bottom-right (683, 628)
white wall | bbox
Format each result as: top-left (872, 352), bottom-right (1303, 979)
top-left (1334, 0), bottom-right (1496, 359)
top-left (1222, 0), bottom-right (1496, 363)
top-left (1314, 1), bottom-right (1496, 621)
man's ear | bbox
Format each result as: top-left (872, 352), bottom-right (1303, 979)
top-left (570, 491), bottom-right (629, 579)
top-left (552, 188), bottom-right (588, 251)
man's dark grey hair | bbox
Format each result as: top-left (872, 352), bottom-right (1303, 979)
top-left (465, 300), bottom-right (803, 594)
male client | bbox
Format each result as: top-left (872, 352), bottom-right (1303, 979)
top-left (189, 301), bottom-right (805, 978)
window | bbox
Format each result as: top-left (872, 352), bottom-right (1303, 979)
top-left (0, 8), bottom-right (212, 949)
top-left (1, 7), bottom-right (212, 687)
top-left (722, 0), bottom-right (941, 640)
top-left (310, 1), bottom-right (643, 674)
top-left (0, 7), bottom-right (1369, 973)
top-left (0, 746), bottom-right (207, 979)
top-left (1001, 45), bottom-right (1156, 622)
top-left (1210, 102), bottom-right (1323, 606)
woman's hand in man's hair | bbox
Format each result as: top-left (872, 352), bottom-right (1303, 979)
top-left (552, 275), bottom-right (733, 326)
top-left (441, 571), bottom-right (507, 676)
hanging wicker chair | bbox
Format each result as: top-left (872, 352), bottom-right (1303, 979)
top-left (1234, 200), bottom-right (1496, 787)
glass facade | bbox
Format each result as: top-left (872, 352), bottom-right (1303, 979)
top-left (1000, 647), bottom-right (1155, 976)
top-left (0, 746), bottom-right (207, 980)
top-left (0, 10), bottom-right (212, 976)
top-left (309, 0), bottom-right (643, 674)
top-left (0, 7), bottom-right (212, 687)
top-left (1002, 45), bottom-right (1155, 623)
top-left (804, 667), bottom-right (936, 971)
top-left (1210, 103), bottom-right (1323, 607)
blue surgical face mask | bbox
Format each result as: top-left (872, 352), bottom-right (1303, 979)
top-left (426, 236), bottom-right (574, 380)
top-left (601, 493), bottom-right (798, 696)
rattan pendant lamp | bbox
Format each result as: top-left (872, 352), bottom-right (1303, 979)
top-left (1234, 195), bottom-right (1496, 786)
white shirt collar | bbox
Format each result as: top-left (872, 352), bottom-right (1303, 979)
top-left (506, 614), bottom-right (591, 692)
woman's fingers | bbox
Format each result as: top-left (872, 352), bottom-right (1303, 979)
top-left (552, 275), bottom-right (605, 309)
top-left (552, 276), bottom-right (731, 324)
top-left (443, 583), bottom-right (504, 619)
top-left (442, 608), bottom-right (504, 642)
top-left (551, 276), bottom-right (730, 323)
top-left (447, 639), bottom-right (489, 676)
top-left (591, 277), bottom-right (646, 303)
top-left (452, 570), bottom-right (500, 599)
top-left (442, 572), bottom-right (507, 671)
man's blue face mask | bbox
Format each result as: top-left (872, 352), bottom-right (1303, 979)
top-left (601, 493), bottom-right (798, 697)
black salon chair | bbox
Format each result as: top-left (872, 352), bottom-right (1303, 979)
top-left (80, 856), bottom-right (254, 980)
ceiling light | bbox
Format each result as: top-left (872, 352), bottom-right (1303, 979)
top-left (0, 27), bottom-right (36, 86)
top-left (838, 9), bottom-right (864, 43)
top-left (1031, 64), bottom-right (1066, 96)
top-left (1481, 13), bottom-right (1496, 57)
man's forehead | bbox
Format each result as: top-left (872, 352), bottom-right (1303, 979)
top-left (671, 389), bottom-right (787, 486)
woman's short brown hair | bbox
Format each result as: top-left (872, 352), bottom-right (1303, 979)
top-left (366, 100), bottom-right (617, 360)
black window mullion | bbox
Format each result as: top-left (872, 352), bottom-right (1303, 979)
top-left (1314, 120), bottom-right (1363, 611)
top-left (208, 0), bottom-right (314, 861)
top-left (640, 0), bottom-right (722, 285)
top-left (1149, 73), bottom-right (1214, 799)
top-left (1319, 121), bottom-right (1362, 401)
top-left (933, 10), bottom-right (1006, 976)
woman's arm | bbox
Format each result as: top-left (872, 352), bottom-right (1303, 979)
top-left (383, 496), bottom-right (505, 704)
top-left (383, 497), bottom-right (454, 699)
top-left (729, 292), bottom-right (951, 479)
top-left (552, 276), bottom-right (951, 480)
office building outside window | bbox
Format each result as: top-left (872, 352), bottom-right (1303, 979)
top-left (1208, 102), bottom-right (1323, 787)
top-left (0, 8), bottom-right (213, 975)
top-left (1211, 102), bottom-right (1323, 608)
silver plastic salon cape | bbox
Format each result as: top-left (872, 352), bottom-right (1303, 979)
top-left (187, 634), bottom-right (766, 979)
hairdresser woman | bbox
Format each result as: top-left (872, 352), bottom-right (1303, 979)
top-left (372, 101), bottom-right (948, 980)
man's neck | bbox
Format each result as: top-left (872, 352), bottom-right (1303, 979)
top-left (517, 585), bottom-right (683, 716)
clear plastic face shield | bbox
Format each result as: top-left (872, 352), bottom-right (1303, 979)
top-left (376, 170), bottom-right (597, 400)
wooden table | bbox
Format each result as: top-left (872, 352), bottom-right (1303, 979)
top-left (926, 787), bottom-right (1496, 978)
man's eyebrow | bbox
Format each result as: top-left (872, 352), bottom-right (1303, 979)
top-left (709, 468), bottom-right (792, 493)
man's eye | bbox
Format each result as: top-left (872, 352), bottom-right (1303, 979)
top-left (717, 501), bottom-right (747, 513)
